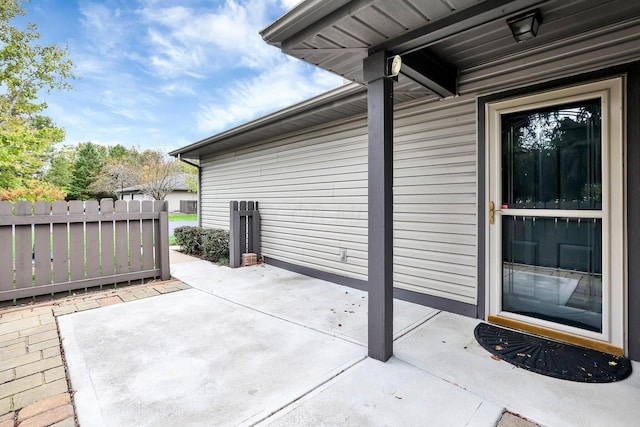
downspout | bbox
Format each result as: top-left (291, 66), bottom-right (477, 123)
top-left (176, 153), bottom-right (202, 227)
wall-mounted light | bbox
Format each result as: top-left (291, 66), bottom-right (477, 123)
top-left (507, 9), bottom-right (542, 42)
top-left (385, 55), bottom-right (402, 78)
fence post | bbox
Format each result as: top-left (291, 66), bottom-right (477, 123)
top-left (251, 202), bottom-right (260, 259)
top-left (229, 201), bottom-right (260, 268)
top-left (0, 202), bottom-right (12, 292)
top-left (229, 201), bottom-right (241, 268)
top-left (157, 201), bottom-right (170, 280)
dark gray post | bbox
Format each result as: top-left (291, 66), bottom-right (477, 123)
top-left (247, 201), bottom-right (254, 254)
top-left (157, 201), bottom-right (170, 280)
top-left (251, 202), bottom-right (261, 259)
top-left (364, 50), bottom-right (395, 362)
top-left (229, 201), bottom-right (241, 268)
top-left (240, 201), bottom-right (247, 255)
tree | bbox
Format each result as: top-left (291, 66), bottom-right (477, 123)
top-left (90, 157), bottom-right (138, 199)
top-left (0, 114), bottom-right (64, 187)
top-left (68, 142), bottom-right (107, 200)
top-left (0, 0), bottom-right (74, 189)
top-left (135, 149), bottom-right (181, 200)
top-left (0, 179), bottom-right (66, 202)
top-left (177, 161), bottom-right (198, 192)
top-left (43, 144), bottom-right (76, 190)
top-left (1, 0), bottom-right (74, 124)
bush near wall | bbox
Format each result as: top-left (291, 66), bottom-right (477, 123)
top-left (174, 226), bottom-right (229, 263)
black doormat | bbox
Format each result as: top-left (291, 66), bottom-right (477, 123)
top-left (474, 323), bottom-right (632, 383)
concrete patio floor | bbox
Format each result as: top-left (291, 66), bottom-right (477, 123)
top-left (57, 257), bottom-right (640, 426)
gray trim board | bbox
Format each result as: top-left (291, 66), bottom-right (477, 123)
top-left (626, 63), bottom-right (640, 361)
top-left (393, 289), bottom-right (477, 318)
top-left (477, 61), bottom-right (640, 360)
top-left (264, 257), bottom-right (477, 317)
top-left (264, 257), bottom-right (369, 292)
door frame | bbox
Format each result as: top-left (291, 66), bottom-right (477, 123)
top-left (476, 65), bottom-right (639, 356)
top-left (484, 78), bottom-right (625, 351)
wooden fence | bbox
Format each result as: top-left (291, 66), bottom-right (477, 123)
top-left (0, 199), bottom-right (170, 302)
top-left (229, 201), bottom-right (260, 268)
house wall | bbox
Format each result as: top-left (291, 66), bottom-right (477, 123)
top-left (165, 191), bottom-right (197, 212)
top-left (200, 17), bottom-right (640, 308)
top-left (121, 191), bottom-right (197, 212)
top-left (201, 118), bottom-right (369, 279)
top-left (200, 96), bottom-right (477, 304)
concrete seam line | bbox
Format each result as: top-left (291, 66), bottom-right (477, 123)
top-left (247, 355), bottom-right (368, 426)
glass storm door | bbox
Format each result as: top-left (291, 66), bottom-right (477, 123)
top-left (487, 79), bottom-right (625, 352)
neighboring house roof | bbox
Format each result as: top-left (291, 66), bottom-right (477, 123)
top-left (118, 174), bottom-right (194, 195)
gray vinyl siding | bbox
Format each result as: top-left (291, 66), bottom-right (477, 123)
top-left (393, 96), bottom-right (477, 304)
top-left (200, 118), bottom-right (369, 279)
top-left (198, 18), bottom-right (640, 307)
top-left (200, 95), bottom-right (478, 304)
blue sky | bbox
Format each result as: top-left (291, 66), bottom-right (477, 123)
top-left (22, 0), bottom-right (343, 152)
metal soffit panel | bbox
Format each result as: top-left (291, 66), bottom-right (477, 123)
top-left (264, 0), bottom-right (640, 89)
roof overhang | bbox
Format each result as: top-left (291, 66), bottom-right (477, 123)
top-left (173, 0), bottom-right (640, 161)
top-left (261, 0), bottom-right (550, 97)
top-left (170, 82), bottom-right (367, 161)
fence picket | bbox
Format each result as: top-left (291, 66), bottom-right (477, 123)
top-left (141, 201), bottom-right (153, 270)
top-left (0, 202), bottom-right (13, 291)
top-left (128, 201), bottom-right (141, 273)
top-left (14, 202), bottom-right (32, 289)
top-left (69, 201), bottom-right (85, 282)
top-left (85, 201), bottom-right (100, 279)
top-left (100, 200), bottom-right (115, 279)
top-left (52, 202), bottom-right (69, 284)
top-left (33, 201), bottom-right (51, 287)
top-left (0, 199), bottom-right (168, 302)
top-left (115, 200), bottom-right (128, 275)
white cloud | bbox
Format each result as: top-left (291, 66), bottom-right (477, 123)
top-left (196, 58), bottom-right (343, 134)
top-left (138, 0), bottom-right (281, 78)
top-left (279, 0), bottom-right (302, 11)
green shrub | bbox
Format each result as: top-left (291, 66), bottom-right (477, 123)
top-left (202, 229), bottom-right (229, 262)
top-left (174, 226), bottom-right (229, 262)
top-left (173, 226), bottom-right (203, 255)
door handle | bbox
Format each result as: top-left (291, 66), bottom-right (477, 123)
top-left (489, 201), bottom-right (501, 225)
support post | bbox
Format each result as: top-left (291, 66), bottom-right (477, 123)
top-left (364, 50), bottom-right (395, 362)
top-left (158, 202), bottom-right (170, 280)
top-left (229, 201), bottom-right (241, 268)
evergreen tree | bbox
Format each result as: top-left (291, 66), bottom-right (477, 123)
top-left (68, 142), bottom-right (106, 200)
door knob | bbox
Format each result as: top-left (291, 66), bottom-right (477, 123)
top-left (489, 201), bottom-right (501, 225)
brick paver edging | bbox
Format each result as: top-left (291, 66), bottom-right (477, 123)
top-left (0, 280), bottom-right (191, 427)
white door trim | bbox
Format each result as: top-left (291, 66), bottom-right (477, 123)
top-left (485, 77), bottom-right (626, 350)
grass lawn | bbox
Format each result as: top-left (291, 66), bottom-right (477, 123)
top-left (169, 213), bottom-right (197, 221)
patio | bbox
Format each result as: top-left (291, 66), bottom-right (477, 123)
top-left (53, 254), bottom-right (640, 426)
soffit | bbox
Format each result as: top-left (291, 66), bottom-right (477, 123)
top-left (263, 0), bottom-right (640, 95)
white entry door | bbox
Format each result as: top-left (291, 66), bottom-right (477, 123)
top-left (486, 78), bottom-right (625, 353)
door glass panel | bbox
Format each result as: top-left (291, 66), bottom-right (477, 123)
top-left (502, 100), bottom-right (602, 210)
top-left (500, 99), bottom-right (603, 333)
top-left (502, 216), bottom-right (602, 332)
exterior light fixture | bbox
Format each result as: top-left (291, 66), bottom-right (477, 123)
top-left (386, 55), bottom-right (402, 78)
top-left (507, 9), bottom-right (542, 42)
